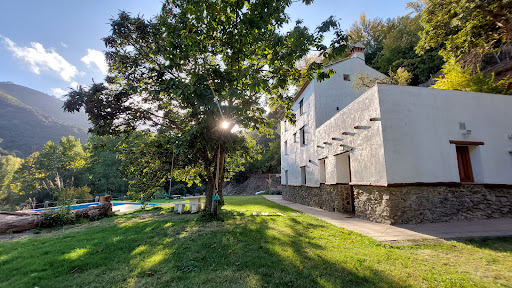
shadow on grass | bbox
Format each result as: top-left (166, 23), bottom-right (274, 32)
top-left (456, 236), bottom-right (512, 253)
top-left (0, 201), bottom-right (409, 288)
top-left (114, 210), bottom-right (408, 287)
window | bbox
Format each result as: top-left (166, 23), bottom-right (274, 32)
top-left (293, 132), bottom-right (297, 143)
top-left (284, 140), bottom-right (288, 155)
top-left (456, 146), bottom-right (474, 182)
top-left (285, 170), bottom-right (288, 185)
top-left (300, 166), bottom-right (306, 185)
top-left (319, 159), bottom-right (326, 184)
top-left (343, 74), bottom-right (350, 81)
top-left (299, 99), bottom-right (304, 114)
top-left (299, 126), bottom-right (305, 146)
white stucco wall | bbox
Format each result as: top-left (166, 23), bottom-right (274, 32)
top-left (281, 85), bottom-right (387, 186)
top-left (282, 80), bottom-right (512, 187)
top-left (281, 57), bottom-right (386, 186)
top-left (316, 86), bottom-right (387, 185)
top-left (281, 83), bottom-right (318, 186)
top-left (378, 85), bottom-right (512, 185)
top-left (314, 57), bottom-right (385, 128)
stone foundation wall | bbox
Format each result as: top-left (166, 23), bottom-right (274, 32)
top-left (354, 185), bottom-right (512, 225)
top-left (283, 184), bottom-right (352, 212)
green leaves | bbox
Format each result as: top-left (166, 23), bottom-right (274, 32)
top-left (417, 0), bottom-right (512, 68)
top-left (63, 0), bottom-right (348, 211)
top-left (432, 59), bottom-right (511, 94)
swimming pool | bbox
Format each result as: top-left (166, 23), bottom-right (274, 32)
top-left (33, 202), bottom-right (160, 212)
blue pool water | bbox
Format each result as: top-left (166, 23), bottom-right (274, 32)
top-left (33, 202), bottom-right (160, 212)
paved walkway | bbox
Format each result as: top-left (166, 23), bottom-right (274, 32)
top-left (113, 204), bottom-right (147, 214)
top-left (263, 195), bottom-right (512, 242)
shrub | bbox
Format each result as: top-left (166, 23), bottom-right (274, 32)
top-left (55, 186), bottom-right (92, 202)
top-left (270, 190), bottom-right (282, 195)
top-left (40, 205), bottom-right (77, 228)
top-left (171, 183), bottom-right (187, 196)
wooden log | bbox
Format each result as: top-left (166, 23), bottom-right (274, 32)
top-left (0, 214), bottom-right (41, 233)
top-left (74, 202), bottom-right (112, 219)
top-left (0, 201), bottom-right (113, 233)
top-left (99, 195), bottom-right (112, 203)
top-left (86, 202), bottom-right (112, 217)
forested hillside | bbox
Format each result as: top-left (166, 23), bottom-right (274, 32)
top-left (0, 82), bottom-right (89, 128)
top-left (0, 82), bottom-right (89, 158)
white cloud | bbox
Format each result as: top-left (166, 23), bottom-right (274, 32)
top-left (1, 36), bottom-right (78, 81)
top-left (69, 81), bottom-right (79, 89)
top-left (81, 49), bottom-right (108, 75)
top-left (61, 42), bottom-right (68, 48)
top-left (51, 87), bottom-right (67, 97)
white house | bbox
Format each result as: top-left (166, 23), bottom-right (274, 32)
top-left (281, 46), bottom-right (512, 224)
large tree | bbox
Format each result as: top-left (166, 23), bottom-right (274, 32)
top-left (346, 13), bottom-right (386, 65)
top-left (35, 136), bottom-right (88, 188)
top-left (86, 135), bottom-right (128, 198)
top-left (417, 0), bottom-right (512, 68)
top-left (346, 11), bottom-right (444, 85)
top-left (64, 0), bottom-right (347, 215)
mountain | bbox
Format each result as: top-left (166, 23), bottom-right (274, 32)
top-left (0, 82), bottom-right (89, 158)
top-left (0, 82), bottom-right (89, 128)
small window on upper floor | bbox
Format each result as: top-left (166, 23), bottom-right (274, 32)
top-left (293, 132), bottom-right (297, 143)
top-left (299, 99), bottom-right (304, 114)
top-left (284, 140), bottom-right (288, 155)
top-left (299, 126), bottom-right (305, 146)
top-left (343, 74), bottom-right (350, 81)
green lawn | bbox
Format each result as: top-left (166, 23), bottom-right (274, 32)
top-left (0, 196), bottom-right (511, 287)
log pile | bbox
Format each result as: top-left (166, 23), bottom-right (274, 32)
top-left (73, 202), bottom-right (112, 219)
top-left (0, 196), bottom-right (113, 234)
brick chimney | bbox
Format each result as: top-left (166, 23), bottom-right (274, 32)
top-left (350, 43), bottom-right (365, 62)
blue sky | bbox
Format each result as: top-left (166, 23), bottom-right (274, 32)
top-left (0, 0), bottom-right (411, 98)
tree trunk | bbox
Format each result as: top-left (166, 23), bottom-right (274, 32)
top-left (201, 144), bottom-right (227, 216)
top-left (217, 149), bottom-right (226, 206)
top-left (204, 167), bottom-right (215, 213)
top-left (0, 212), bottom-right (40, 233)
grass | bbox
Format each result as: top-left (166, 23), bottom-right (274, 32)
top-left (0, 195), bottom-right (510, 287)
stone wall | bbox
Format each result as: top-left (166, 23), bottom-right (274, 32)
top-left (354, 185), bottom-right (512, 225)
top-left (283, 184), bottom-right (352, 212)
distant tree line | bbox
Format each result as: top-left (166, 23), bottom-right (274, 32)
top-left (0, 130), bottom-right (269, 210)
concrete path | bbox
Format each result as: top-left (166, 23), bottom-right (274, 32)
top-left (263, 195), bottom-right (512, 242)
top-left (113, 204), bottom-right (146, 214)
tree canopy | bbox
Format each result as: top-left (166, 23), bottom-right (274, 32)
top-left (346, 11), bottom-right (444, 85)
top-left (64, 0), bottom-right (348, 215)
top-left (417, 0), bottom-right (512, 68)
top-left (432, 59), bottom-right (512, 94)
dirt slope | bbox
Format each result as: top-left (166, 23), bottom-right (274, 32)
top-left (224, 174), bottom-right (281, 195)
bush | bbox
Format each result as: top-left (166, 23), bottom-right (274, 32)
top-left (270, 190), bottom-right (282, 195)
top-left (171, 183), bottom-right (187, 196)
top-left (40, 205), bottom-right (77, 228)
top-left (55, 186), bottom-right (92, 202)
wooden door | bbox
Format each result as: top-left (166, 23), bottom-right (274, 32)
top-left (456, 146), bottom-right (474, 182)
